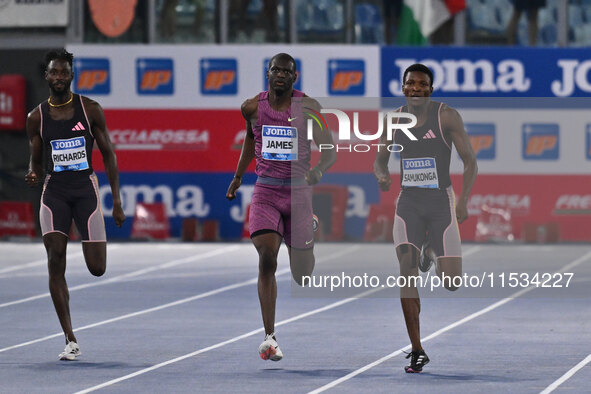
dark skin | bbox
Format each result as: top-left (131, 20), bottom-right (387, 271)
top-left (226, 55), bottom-right (336, 336)
top-left (25, 58), bottom-right (125, 344)
top-left (374, 70), bottom-right (478, 352)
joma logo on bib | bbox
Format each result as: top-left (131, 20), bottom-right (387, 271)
top-left (52, 139), bottom-right (84, 150)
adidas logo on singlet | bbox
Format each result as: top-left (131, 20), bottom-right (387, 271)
top-left (422, 129), bottom-right (436, 139)
top-left (72, 122), bottom-right (85, 132)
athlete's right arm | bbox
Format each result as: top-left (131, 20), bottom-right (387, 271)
top-left (25, 108), bottom-right (43, 186)
top-left (373, 118), bottom-right (392, 191)
top-left (226, 97), bottom-right (257, 201)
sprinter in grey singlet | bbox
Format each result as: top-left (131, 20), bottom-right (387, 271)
top-left (374, 64), bottom-right (478, 373)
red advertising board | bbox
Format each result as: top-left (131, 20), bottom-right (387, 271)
top-left (0, 75), bottom-right (26, 130)
top-left (97, 109), bottom-right (591, 242)
top-left (98, 109), bottom-right (380, 173)
top-left (0, 201), bottom-right (35, 237)
top-left (377, 175), bottom-right (591, 242)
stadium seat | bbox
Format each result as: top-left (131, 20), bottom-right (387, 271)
top-left (246, 0), bottom-right (263, 16)
top-left (354, 3), bottom-right (383, 44)
top-left (311, 0), bottom-right (344, 33)
top-left (568, 4), bottom-right (583, 28)
top-left (540, 23), bottom-right (557, 45)
top-left (297, 0), bottom-right (345, 42)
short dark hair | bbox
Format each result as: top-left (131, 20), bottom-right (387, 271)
top-left (45, 49), bottom-right (74, 70)
top-left (268, 53), bottom-right (297, 72)
top-left (403, 64), bottom-right (433, 87)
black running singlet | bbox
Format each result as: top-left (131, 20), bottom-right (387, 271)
top-left (394, 101), bottom-right (452, 189)
top-left (39, 94), bottom-right (94, 178)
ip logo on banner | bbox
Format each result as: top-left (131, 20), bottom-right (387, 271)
top-left (136, 58), bottom-right (174, 95)
top-left (586, 125), bottom-right (591, 160)
top-left (522, 124), bottom-right (559, 160)
top-left (328, 59), bottom-right (365, 96)
top-left (262, 58), bottom-right (302, 91)
top-left (201, 58), bottom-right (237, 95)
top-left (465, 123), bottom-right (495, 160)
top-left (73, 58), bottom-right (110, 95)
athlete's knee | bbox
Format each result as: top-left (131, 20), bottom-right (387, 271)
top-left (47, 245), bottom-right (66, 263)
top-left (88, 264), bottom-right (106, 277)
top-left (437, 258), bottom-right (462, 291)
top-left (397, 249), bottom-right (418, 276)
top-left (291, 266), bottom-right (313, 286)
top-left (83, 248), bottom-right (106, 276)
top-left (258, 248), bottom-right (278, 275)
top-left (47, 250), bottom-right (67, 277)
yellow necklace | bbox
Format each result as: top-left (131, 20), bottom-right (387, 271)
top-left (48, 92), bottom-right (73, 108)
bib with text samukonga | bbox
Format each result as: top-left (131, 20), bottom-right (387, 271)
top-left (401, 157), bottom-right (439, 188)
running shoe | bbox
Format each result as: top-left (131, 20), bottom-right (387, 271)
top-left (258, 333), bottom-right (283, 361)
top-left (404, 349), bottom-right (429, 373)
top-left (419, 243), bottom-right (434, 273)
top-left (58, 340), bottom-right (81, 361)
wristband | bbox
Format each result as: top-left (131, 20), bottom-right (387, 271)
top-left (234, 174), bottom-right (242, 180)
top-left (313, 167), bottom-right (323, 177)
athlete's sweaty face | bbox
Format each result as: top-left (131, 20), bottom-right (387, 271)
top-left (403, 71), bottom-right (433, 106)
top-left (267, 57), bottom-right (297, 93)
top-left (46, 59), bottom-right (73, 95)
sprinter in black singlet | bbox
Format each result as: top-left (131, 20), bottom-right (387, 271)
top-left (374, 64), bottom-right (478, 373)
top-left (25, 49), bottom-right (125, 361)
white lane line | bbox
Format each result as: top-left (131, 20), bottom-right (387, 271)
top-left (0, 245), bottom-right (360, 354)
top-left (72, 245), bottom-right (474, 392)
top-left (74, 288), bottom-right (380, 394)
top-left (0, 245), bottom-right (122, 276)
top-left (308, 249), bottom-right (591, 393)
top-left (0, 245), bottom-right (242, 309)
top-left (540, 354), bottom-right (591, 394)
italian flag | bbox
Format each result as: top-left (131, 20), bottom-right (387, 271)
top-left (396, 0), bottom-right (466, 45)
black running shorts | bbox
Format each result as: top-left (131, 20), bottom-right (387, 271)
top-left (40, 173), bottom-right (106, 241)
top-left (393, 186), bottom-right (461, 258)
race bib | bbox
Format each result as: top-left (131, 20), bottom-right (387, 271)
top-left (261, 125), bottom-right (297, 161)
top-left (401, 157), bottom-right (439, 188)
top-left (50, 137), bottom-right (89, 172)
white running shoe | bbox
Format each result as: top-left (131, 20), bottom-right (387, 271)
top-left (258, 333), bottom-right (283, 361)
top-left (58, 341), bottom-right (81, 361)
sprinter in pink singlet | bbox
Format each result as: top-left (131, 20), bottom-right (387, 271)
top-left (374, 64), bottom-right (478, 373)
top-left (226, 53), bottom-right (335, 362)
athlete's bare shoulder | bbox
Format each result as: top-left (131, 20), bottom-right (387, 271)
top-left (440, 102), bottom-right (461, 122)
top-left (27, 105), bottom-right (41, 123)
top-left (26, 106), bottom-right (42, 138)
top-left (241, 94), bottom-right (259, 119)
top-left (80, 95), bottom-right (102, 110)
top-left (439, 102), bottom-right (464, 134)
top-left (301, 94), bottom-right (321, 111)
top-left (80, 94), bottom-right (106, 120)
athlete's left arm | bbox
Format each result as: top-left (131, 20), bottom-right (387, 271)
top-left (442, 105), bottom-right (478, 223)
top-left (305, 98), bottom-right (336, 185)
top-left (86, 98), bottom-right (125, 227)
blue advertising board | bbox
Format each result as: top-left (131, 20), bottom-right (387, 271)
top-left (381, 46), bottom-right (591, 98)
top-left (96, 173), bottom-right (380, 240)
